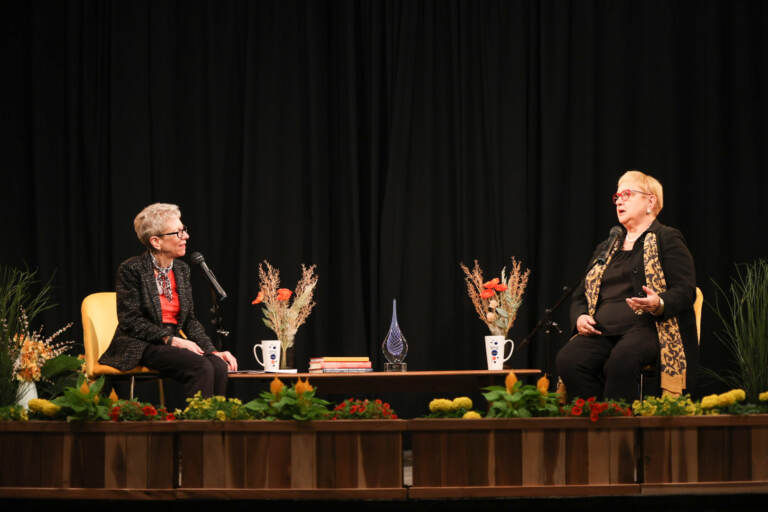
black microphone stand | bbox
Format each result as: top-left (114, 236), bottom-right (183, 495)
top-left (208, 287), bottom-right (229, 352)
top-left (515, 257), bottom-right (605, 376)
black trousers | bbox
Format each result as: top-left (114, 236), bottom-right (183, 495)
top-left (140, 344), bottom-right (228, 398)
top-left (555, 323), bottom-right (659, 401)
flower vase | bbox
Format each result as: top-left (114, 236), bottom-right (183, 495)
top-left (280, 339), bottom-right (295, 369)
top-left (16, 380), bottom-right (38, 409)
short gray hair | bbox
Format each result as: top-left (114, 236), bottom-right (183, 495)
top-left (133, 203), bottom-right (181, 248)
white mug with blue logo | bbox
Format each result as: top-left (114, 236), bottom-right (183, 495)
top-left (254, 340), bottom-right (282, 372)
top-left (484, 335), bottom-right (513, 370)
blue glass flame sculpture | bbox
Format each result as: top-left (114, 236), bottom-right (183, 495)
top-left (382, 299), bottom-right (408, 371)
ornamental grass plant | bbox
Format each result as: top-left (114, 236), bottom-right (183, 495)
top-left (708, 259), bottom-right (768, 400)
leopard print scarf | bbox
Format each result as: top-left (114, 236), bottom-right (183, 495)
top-left (584, 232), bottom-right (686, 396)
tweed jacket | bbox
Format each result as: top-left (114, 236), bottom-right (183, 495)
top-left (99, 252), bottom-right (216, 371)
top-left (569, 220), bottom-right (699, 391)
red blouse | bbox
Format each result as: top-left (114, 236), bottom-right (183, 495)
top-left (158, 270), bottom-right (180, 324)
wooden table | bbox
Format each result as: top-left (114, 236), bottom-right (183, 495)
top-left (228, 369), bottom-right (540, 394)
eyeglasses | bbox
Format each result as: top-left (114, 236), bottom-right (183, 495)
top-left (156, 226), bottom-right (189, 239)
top-left (612, 189), bottom-right (651, 205)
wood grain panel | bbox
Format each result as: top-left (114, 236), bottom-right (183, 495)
top-left (39, 432), bottom-right (66, 487)
top-left (178, 433), bottom-right (203, 488)
top-left (728, 427), bottom-right (751, 481)
top-left (698, 427), bottom-right (726, 482)
top-left (290, 432), bottom-right (316, 488)
top-left (521, 430), bottom-right (545, 485)
top-left (669, 428), bottom-right (697, 483)
top-left (244, 432), bottom-right (269, 488)
top-left (265, 432), bottom-right (291, 488)
top-left (494, 429), bottom-right (522, 485)
top-left (201, 432), bottom-right (226, 487)
top-left (359, 432), bottom-right (402, 488)
top-left (587, 429), bottom-right (611, 484)
top-left (609, 428), bottom-right (636, 483)
top-left (147, 433), bottom-right (175, 489)
top-left (751, 427), bottom-right (768, 481)
top-left (445, 431), bottom-right (489, 486)
top-left (642, 428), bottom-right (669, 483)
top-left (125, 433), bottom-right (149, 488)
top-left (542, 430), bottom-right (566, 485)
top-left (565, 429), bottom-right (588, 484)
top-left (412, 432), bottom-right (444, 486)
top-left (224, 432), bottom-right (246, 488)
top-left (71, 433), bottom-right (105, 488)
top-left (104, 432), bottom-right (126, 488)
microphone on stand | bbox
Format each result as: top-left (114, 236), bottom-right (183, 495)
top-left (596, 225), bottom-right (624, 265)
top-left (190, 252), bottom-right (227, 300)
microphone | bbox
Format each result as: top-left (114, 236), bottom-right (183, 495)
top-left (596, 226), bottom-right (624, 265)
top-left (190, 252), bottom-right (227, 300)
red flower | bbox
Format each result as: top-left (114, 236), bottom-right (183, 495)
top-left (494, 284), bottom-right (508, 292)
top-left (390, 414), bottom-right (398, 419)
top-left (277, 288), bottom-right (293, 301)
top-left (481, 289), bottom-right (494, 299)
top-left (590, 412), bottom-right (599, 422)
top-left (571, 406), bottom-right (583, 416)
top-left (349, 405), bottom-right (358, 414)
top-left (110, 405), bottom-right (121, 422)
top-left (375, 399), bottom-right (382, 405)
top-left (586, 396), bottom-right (596, 404)
top-left (575, 398), bottom-right (585, 407)
top-left (251, 291), bottom-right (264, 304)
top-left (483, 278), bottom-right (500, 289)
top-left (142, 405), bottom-right (158, 417)
top-left (165, 413), bottom-right (176, 421)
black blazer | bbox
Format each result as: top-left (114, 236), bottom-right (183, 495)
top-left (99, 252), bottom-right (216, 371)
top-left (570, 220), bottom-right (699, 391)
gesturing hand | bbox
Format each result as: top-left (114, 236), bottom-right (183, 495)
top-left (170, 337), bottom-right (204, 355)
top-left (576, 314), bottom-right (602, 336)
top-left (625, 286), bottom-right (663, 316)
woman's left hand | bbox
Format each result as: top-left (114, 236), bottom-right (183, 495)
top-left (626, 285), bottom-right (663, 316)
top-left (213, 350), bottom-right (238, 371)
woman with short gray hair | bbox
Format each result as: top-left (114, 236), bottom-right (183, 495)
top-left (99, 203), bottom-right (238, 398)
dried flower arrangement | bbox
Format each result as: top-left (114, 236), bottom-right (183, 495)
top-left (252, 260), bottom-right (318, 367)
top-left (460, 258), bottom-right (530, 336)
top-left (7, 309), bottom-right (73, 383)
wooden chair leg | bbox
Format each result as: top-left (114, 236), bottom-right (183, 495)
top-left (157, 378), bottom-right (165, 408)
top-left (130, 376), bottom-right (136, 400)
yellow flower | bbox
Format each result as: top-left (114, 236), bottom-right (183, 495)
top-left (270, 377), bottom-right (284, 395)
top-left (717, 393), bottom-right (734, 407)
top-left (216, 410), bottom-right (226, 421)
top-left (759, 391), bottom-right (768, 402)
top-left (214, 395), bottom-right (226, 402)
top-left (505, 371), bottom-right (518, 393)
top-left (729, 389), bottom-right (746, 402)
top-left (295, 377), bottom-right (313, 395)
top-left (462, 411), bottom-right (482, 419)
top-left (536, 375), bottom-right (550, 394)
top-left (28, 398), bottom-right (61, 417)
top-left (700, 394), bottom-right (718, 409)
top-left (452, 397), bottom-right (473, 410)
top-left (428, 398), bottom-right (453, 412)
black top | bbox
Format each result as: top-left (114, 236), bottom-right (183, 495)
top-left (593, 250), bottom-right (637, 335)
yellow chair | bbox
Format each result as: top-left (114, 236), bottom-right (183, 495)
top-left (639, 287), bottom-right (703, 398)
top-left (82, 292), bottom-right (165, 405)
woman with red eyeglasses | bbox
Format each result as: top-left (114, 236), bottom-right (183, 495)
top-left (556, 171), bottom-right (697, 401)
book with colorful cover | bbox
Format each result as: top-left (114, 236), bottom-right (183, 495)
top-left (309, 367), bottom-right (374, 373)
top-left (308, 361), bottom-right (372, 370)
top-left (310, 356), bottom-right (370, 363)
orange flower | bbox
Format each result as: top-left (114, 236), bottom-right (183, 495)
top-left (277, 288), bottom-right (293, 301)
top-left (505, 371), bottom-right (518, 393)
top-left (109, 388), bottom-right (119, 402)
top-left (79, 380), bottom-right (90, 395)
top-left (251, 291), bottom-right (264, 304)
top-left (483, 278), bottom-right (500, 289)
top-left (494, 284), bottom-right (507, 292)
top-left (295, 377), bottom-right (313, 395)
top-left (480, 289), bottom-right (494, 299)
top-left (270, 376), bottom-right (285, 395)
top-left (537, 375), bottom-right (550, 394)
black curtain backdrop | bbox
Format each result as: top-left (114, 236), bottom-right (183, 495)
top-left (2, 0), bottom-right (767, 398)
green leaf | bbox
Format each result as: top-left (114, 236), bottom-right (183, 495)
top-left (41, 355), bottom-right (82, 379)
top-left (496, 308), bottom-right (509, 318)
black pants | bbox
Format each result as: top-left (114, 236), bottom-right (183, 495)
top-left (140, 344), bottom-right (228, 398)
top-left (555, 324), bottom-right (659, 401)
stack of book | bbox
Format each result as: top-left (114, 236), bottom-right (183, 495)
top-left (309, 356), bottom-right (373, 373)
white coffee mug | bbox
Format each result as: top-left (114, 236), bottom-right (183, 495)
top-left (253, 340), bottom-right (281, 372)
top-left (485, 335), bottom-right (514, 370)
